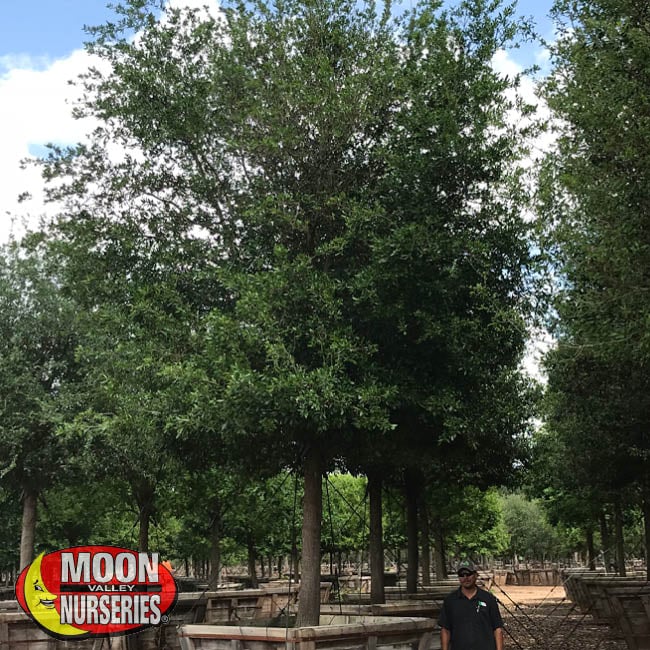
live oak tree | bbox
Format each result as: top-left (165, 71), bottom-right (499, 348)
top-left (36, 0), bottom-right (535, 624)
top-left (0, 487), bottom-right (22, 576)
top-left (50, 270), bottom-right (209, 553)
top-left (37, 0), bottom-right (392, 623)
top-left (541, 341), bottom-right (646, 574)
top-left (528, 419), bottom-right (599, 565)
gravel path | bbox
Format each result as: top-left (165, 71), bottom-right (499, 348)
top-left (491, 585), bottom-right (628, 650)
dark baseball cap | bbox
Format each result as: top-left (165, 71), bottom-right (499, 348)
top-left (457, 560), bottom-right (477, 575)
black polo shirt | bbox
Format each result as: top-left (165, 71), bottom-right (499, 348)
top-left (438, 586), bottom-right (503, 650)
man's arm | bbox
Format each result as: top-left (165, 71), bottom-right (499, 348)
top-left (440, 627), bottom-right (451, 650)
top-left (494, 626), bottom-right (504, 650)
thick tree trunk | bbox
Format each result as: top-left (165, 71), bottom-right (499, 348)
top-left (432, 516), bottom-right (447, 579)
top-left (368, 471), bottom-right (385, 604)
top-left (420, 506), bottom-right (431, 587)
top-left (599, 509), bottom-right (612, 572)
top-left (20, 490), bottom-right (38, 571)
top-left (247, 537), bottom-right (259, 588)
top-left (296, 448), bottom-right (323, 627)
top-left (208, 514), bottom-right (221, 589)
top-left (586, 527), bottom-right (596, 570)
top-left (405, 470), bottom-right (419, 593)
top-left (135, 483), bottom-right (155, 554)
top-left (613, 499), bottom-right (626, 577)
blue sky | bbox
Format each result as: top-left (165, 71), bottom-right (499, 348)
top-left (1, 1), bottom-right (117, 62)
top-left (1, 0), bottom-right (555, 64)
top-left (0, 0), bottom-right (555, 245)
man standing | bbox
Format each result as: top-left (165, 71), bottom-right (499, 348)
top-left (438, 561), bottom-right (504, 650)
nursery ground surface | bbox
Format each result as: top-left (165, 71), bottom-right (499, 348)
top-left (494, 585), bottom-right (628, 650)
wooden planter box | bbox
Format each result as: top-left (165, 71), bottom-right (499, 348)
top-left (342, 583), bottom-right (459, 607)
top-left (580, 580), bottom-right (650, 624)
top-left (567, 575), bottom-right (644, 613)
top-left (126, 583), bottom-right (321, 649)
top-left (606, 586), bottom-right (650, 650)
top-left (510, 569), bottom-right (559, 587)
top-left (126, 591), bottom-right (211, 650)
top-left (177, 614), bottom-right (437, 650)
top-left (0, 611), bottom-right (128, 650)
top-left (322, 601), bottom-right (441, 619)
top-left (204, 587), bottom-right (300, 624)
top-left (493, 571), bottom-right (508, 587)
top-left (562, 570), bottom-right (605, 605)
top-left (0, 601), bottom-right (18, 613)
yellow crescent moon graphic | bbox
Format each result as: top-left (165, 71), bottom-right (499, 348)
top-left (23, 553), bottom-right (87, 637)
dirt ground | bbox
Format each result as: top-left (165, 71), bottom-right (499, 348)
top-left (493, 585), bottom-right (628, 650)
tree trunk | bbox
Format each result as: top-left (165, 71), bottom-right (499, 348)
top-left (613, 499), bottom-right (626, 577)
top-left (420, 505), bottom-right (431, 587)
top-left (296, 448), bottom-right (323, 627)
top-left (138, 505), bottom-right (151, 554)
top-left (20, 490), bottom-right (38, 571)
top-left (432, 516), bottom-right (447, 579)
top-left (135, 483), bottom-right (155, 554)
top-left (368, 471), bottom-right (385, 604)
top-left (247, 537), bottom-right (259, 588)
top-left (586, 527), bottom-right (596, 570)
top-left (208, 514), bottom-right (221, 589)
top-left (644, 492), bottom-right (650, 582)
top-left (599, 509), bottom-right (612, 571)
top-left (405, 470), bottom-right (419, 593)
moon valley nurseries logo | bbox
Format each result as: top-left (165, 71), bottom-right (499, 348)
top-left (15, 546), bottom-right (178, 640)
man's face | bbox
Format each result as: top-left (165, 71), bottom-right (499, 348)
top-left (458, 571), bottom-right (477, 588)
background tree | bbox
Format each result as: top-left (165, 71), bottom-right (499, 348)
top-left (528, 425), bottom-right (603, 569)
top-left (500, 492), bottom-right (560, 565)
top-left (0, 242), bottom-right (79, 569)
top-left (428, 485), bottom-right (509, 568)
top-left (350, 0), bottom-right (536, 592)
top-left (539, 0), bottom-right (650, 576)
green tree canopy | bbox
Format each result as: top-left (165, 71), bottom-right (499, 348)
top-left (35, 0), bottom-right (536, 621)
top-left (539, 0), bottom-right (650, 574)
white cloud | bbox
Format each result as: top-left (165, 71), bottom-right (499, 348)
top-left (0, 50), bottom-right (101, 242)
top-left (0, 0), bottom-right (222, 244)
top-left (491, 48), bottom-right (558, 382)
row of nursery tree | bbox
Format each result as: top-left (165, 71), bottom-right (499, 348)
top-left (1, 471), bottom-right (629, 587)
top-left (533, 0), bottom-right (650, 580)
top-left (1, 0), bottom-right (649, 624)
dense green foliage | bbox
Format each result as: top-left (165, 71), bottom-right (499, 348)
top-left (7, 0), bottom-right (536, 616)
top-left (17, 0), bottom-right (649, 607)
top-left (535, 0), bottom-right (650, 574)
